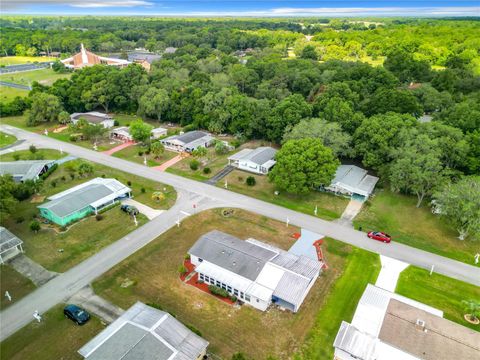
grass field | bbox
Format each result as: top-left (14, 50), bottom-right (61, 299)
top-left (0, 86), bottom-right (29, 101)
top-left (396, 266), bottom-right (480, 331)
top-left (0, 131), bottom-right (16, 147)
top-left (93, 208), bottom-right (379, 359)
top-left (0, 148), bottom-right (65, 161)
top-left (0, 305), bottom-right (104, 360)
top-left (0, 56), bottom-right (57, 66)
top-left (1, 152), bottom-right (176, 272)
top-left (0, 68), bottom-right (71, 87)
top-left (0, 265), bottom-right (36, 310)
top-left (112, 144), bottom-right (178, 167)
top-left (218, 169), bottom-right (348, 221)
top-left (354, 189), bottom-right (480, 265)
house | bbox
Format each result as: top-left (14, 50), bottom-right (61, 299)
top-left (151, 127), bottom-right (168, 139)
top-left (70, 112), bottom-right (115, 129)
top-left (228, 147), bottom-right (277, 175)
top-left (333, 284), bottom-right (480, 360)
top-left (164, 47), bottom-right (177, 54)
top-left (78, 302), bottom-right (209, 360)
top-left (38, 178), bottom-right (131, 226)
top-left (0, 160), bottom-right (55, 182)
top-left (189, 230), bottom-right (322, 313)
top-left (326, 165), bottom-right (379, 200)
top-left (0, 227), bottom-right (24, 264)
top-left (419, 114), bottom-right (433, 123)
top-left (128, 52), bottom-right (162, 72)
top-left (110, 127), bottom-right (133, 142)
top-left (161, 131), bottom-right (214, 153)
top-left (61, 44), bottom-right (131, 70)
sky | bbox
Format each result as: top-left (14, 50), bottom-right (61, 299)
top-left (1, 0), bottom-right (479, 17)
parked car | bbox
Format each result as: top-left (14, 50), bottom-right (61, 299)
top-left (120, 204), bottom-right (139, 215)
top-left (367, 231), bottom-right (391, 243)
top-left (64, 304), bottom-right (90, 325)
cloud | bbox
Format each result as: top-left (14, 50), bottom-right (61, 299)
top-left (1, 0), bottom-right (153, 10)
top-left (268, 6), bottom-right (480, 16)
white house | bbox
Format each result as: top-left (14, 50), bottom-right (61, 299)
top-left (228, 147), bottom-right (277, 175)
top-left (110, 126), bottom-right (133, 142)
top-left (161, 131), bottom-right (214, 153)
top-left (78, 302), bottom-right (209, 360)
top-left (70, 112), bottom-right (115, 129)
top-left (0, 227), bottom-right (24, 264)
top-left (0, 160), bottom-right (55, 182)
top-left (333, 284), bottom-right (480, 360)
top-left (189, 230), bottom-right (322, 313)
top-left (151, 127), bottom-right (168, 139)
top-left (326, 165), bottom-right (379, 199)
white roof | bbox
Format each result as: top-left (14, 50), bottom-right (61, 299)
top-left (152, 127), bottom-right (167, 133)
top-left (330, 165), bottom-right (379, 197)
top-left (110, 127), bottom-right (131, 137)
top-left (196, 260), bottom-right (252, 292)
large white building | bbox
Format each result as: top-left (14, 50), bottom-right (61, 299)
top-left (62, 44), bottom-right (131, 70)
top-left (227, 147), bottom-right (277, 175)
top-left (333, 284), bottom-right (480, 360)
top-left (161, 131), bottom-right (214, 153)
top-left (189, 230), bottom-right (322, 313)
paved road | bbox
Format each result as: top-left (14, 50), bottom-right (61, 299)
top-left (0, 189), bottom-right (222, 340)
top-left (1, 125), bottom-right (479, 340)
top-left (0, 62), bottom-right (50, 74)
top-left (0, 81), bottom-right (32, 90)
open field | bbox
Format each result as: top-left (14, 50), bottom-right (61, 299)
top-left (0, 56), bottom-right (57, 66)
top-left (0, 86), bottom-right (28, 101)
top-left (0, 148), bottom-right (65, 161)
top-left (218, 169), bottom-right (348, 221)
top-left (0, 304), bottom-right (104, 360)
top-left (112, 144), bottom-right (178, 167)
top-left (0, 68), bottom-right (71, 87)
top-left (0, 131), bottom-right (16, 147)
top-left (0, 265), bottom-right (36, 310)
top-left (396, 266), bottom-right (480, 331)
top-left (93, 208), bottom-right (380, 359)
top-left (1, 151), bottom-right (175, 272)
top-left (354, 189), bottom-right (480, 266)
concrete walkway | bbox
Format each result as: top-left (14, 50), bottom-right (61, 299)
top-left (153, 154), bottom-right (184, 172)
top-left (335, 198), bottom-right (364, 227)
top-left (121, 198), bottom-right (164, 220)
top-left (375, 255), bottom-right (409, 292)
top-left (0, 139), bottom-right (25, 151)
top-left (67, 285), bottom-right (124, 324)
top-left (102, 141), bottom-right (135, 156)
top-left (9, 255), bottom-right (59, 287)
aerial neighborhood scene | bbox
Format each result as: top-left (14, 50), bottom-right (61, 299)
top-left (0, 0), bottom-right (479, 359)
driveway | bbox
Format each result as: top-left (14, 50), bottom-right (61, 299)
top-left (152, 154), bottom-right (184, 172)
top-left (121, 198), bottom-right (164, 220)
top-left (8, 254), bottom-right (58, 286)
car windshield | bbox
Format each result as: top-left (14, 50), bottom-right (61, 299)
top-left (77, 310), bottom-right (85, 316)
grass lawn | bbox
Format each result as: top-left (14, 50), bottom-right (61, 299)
top-left (396, 266), bottom-right (480, 331)
top-left (93, 208), bottom-right (380, 359)
top-left (0, 68), bottom-right (71, 87)
top-left (1, 153), bottom-right (176, 272)
top-left (0, 115), bottom-right (54, 132)
top-left (0, 148), bottom-right (65, 161)
top-left (354, 189), bottom-right (480, 265)
top-left (0, 56), bottom-right (57, 66)
top-left (0, 131), bottom-right (16, 147)
top-left (0, 304), bottom-right (104, 360)
top-left (0, 86), bottom-right (29, 101)
top-left (0, 265), bottom-right (36, 310)
top-left (217, 169), bottom-right (348, 221)
top-left (112, 144), bottom-right (178, 167)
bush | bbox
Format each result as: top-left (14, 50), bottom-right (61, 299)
top-left (203, 167), bottom-right (211, 174)
top-left (184, 253), bottom-right (191, 260)
top-left (16, 216), bottom-right (24, 223)
top-left (208, 285), bottom-right (230, 298)
top-left (178, 265), bottom-right (187, 275)
top-left (70, 173), bottom-right (75, 180)
top-left (95, 214), bottom-right (103, 221)
top-left (61, 176), bottom-right (66, 181)
top-left (29, 145), bottom-right (37, 154)
top-left (138, 151), bottom-right (144, 156)
top-left (231, 139), bottom-right (242, 148)
top-left (60, 225), bottom-right (67, 232)
top-left (29, 220), bottom-right (40, 232)
top-left (237, 176), bottom-right (243, 182)
top-left (50, 180), bottom-right (57, 187)
top-left (186, 324), bottom-right (202, 337)
top-left (127, 181), bottom-right (132, 186)
top-left (13, 154), bottom-right (20, 161)
top-left (146, 302), bottom-right (164, 311)
top-left (141, 187), bottom-right (146, 193)
top-left (69, 134), bottom-right (77, 142)
top-left (113, 120), bottom-right (119, 126)
top-left (189, 159), bottom-right (200, 171)
top-left (246, 176), bottom-right (256, 186)
top-left (40, 163), bottom-right (58, 180)
top-left (215, 141), bottom-right (228, 155)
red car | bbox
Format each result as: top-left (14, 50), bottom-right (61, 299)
top-left (367, 231), bottom-right (391, 243)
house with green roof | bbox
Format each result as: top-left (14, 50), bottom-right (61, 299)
top-left (38, 178), bottom-right (131, 226)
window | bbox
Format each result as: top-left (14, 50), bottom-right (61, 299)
top-left (205, 275), bottom-right (209, 282)
top-left (256, 299), bottom-right (259, 303)
top-left (221, 283), bottom-right (227, 290)
top-left (198, 258), bottom-right (203, 262)
top-left (199, 274), bottom-right (204, 280)
top-left (234, 289), bottom-right (239, 296)
top-left (240, 292), bottom-right (244, 299)
top-left (216, 281), bottom-right (221, 287)
top-left (245, 295), bottom-right (251, 302)
top-left (210, 278), bottom-right (215, 285)
top-left (227, 286), bottom-right (232, 292)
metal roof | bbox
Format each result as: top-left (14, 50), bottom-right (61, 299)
top-left (330, 165), bottom-right (379, 196)
top-left (0, 160), bottom-right (54, 182)
top-left (0, 227), bottom-right (23, 255)
top-left (79, 302), bottom-right (208, 360)
top-left (189, 230), bottom-right (277, 281)
top-left (38, 178), bottom-right (130, 218)
top-left (164, 131), bottom-right (210, 146)
top-left (273, 271), bottom-right (312, 306)
top-left (228, 147), bottom-right (277, 166)
top-left (334, 321), bottom-right (379, 360)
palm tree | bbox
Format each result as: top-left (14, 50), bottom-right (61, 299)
top-left (462, 300), bottom-right (480, 322)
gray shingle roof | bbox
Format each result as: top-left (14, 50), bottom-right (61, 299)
top-left (0, 160), bottom-right (54, 182)
top-left (228, 147), bottom-right (277, 165)
top-left (189, 230), bottom-right (277, 281)
top-left (0, 227), bottom-right (23, 255)
top-left (38, 184), bottom-right (113, 218)
top-left (174, 131), bottom-right (210, 145)
top-left (331, 165), bottom-right (379, 196)
top-left (78, 302), bottom-right (208, 360)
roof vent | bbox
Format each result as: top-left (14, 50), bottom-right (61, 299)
top-left (233, 261), bottom-right (236, 266)
top-left (415, 319), bottom-right (426, 331)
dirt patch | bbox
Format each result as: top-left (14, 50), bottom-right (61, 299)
top-left (30, 195), bottom-right (46, 203)
top-left (53, 126), bottom-right (68, 133)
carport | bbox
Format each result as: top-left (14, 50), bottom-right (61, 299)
top-left (0, 227), bottom-right (24, 264)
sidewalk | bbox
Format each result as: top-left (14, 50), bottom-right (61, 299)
top-left (375, 255), bottom-right (409, 292)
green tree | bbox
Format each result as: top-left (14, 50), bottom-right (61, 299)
top-left (192, 146), bottom-right (207, 158)
top-left (0, 175), bottom-right (18, 219)
top-left (150, 141), bottom-right (165, 159)
top-left (26, 93), bottom-right (63, 126)
top-left (138, 87), bottom-right (170, 121)
top-left (30, 220), bottom-right (40, 233)
top-left (82, 124), bottom-right (107, 143)
top-left (214, 141), bottom-right (228, 155)
top-left (300, 45), bottom-right (318, 60)
top-left (58, 111), bottom-right (70, 125)
top-left (269, 139), bottom-right (339, 195)
top-left (78, 162), bottom-right (94, 177)
top-left (283, 118), bottom-right (353, 157)
top-left (432, 176), bottom-right (480, 240)
top-left (129, 120), bottom-right (153, 143)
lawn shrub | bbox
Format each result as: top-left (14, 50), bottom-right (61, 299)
top-left (95, 214), bottom-right (103, 221)
top-left (69, 134), bottom-right (77, 142)
top-left (29, 145), bottom-right (37, 154)
top-left (98, 202), bottom-right (120, 214)
top-left (127, 181), bottom-right (132, 186)
top-left (230, 139), bottom-right (242, 148)
top-left (13, 154), bottom-right (20, 161)
top-left (208, 285), bottom-right (230, 298)
top-left (29, 220), bottom-right (40, 232)
top-left (69, 173), bottom-right (75, 180)
top-left (141, 187), bottom-right (146, 193)
top-left (40, 163), bottom-right (58, 180)
top-left (203, 167), bottom-right (211, 174)
top-left (50, 180), bottom-right (57, 187)
top-left (178, 265), bottom-right (187, 275)
top-left (246, 176), bottom-right (256, 186)
top-left (184, 253), bottom-right (191, 260)
top-left (146, 302), bottom-right (164, 311)
top-left (190, 159), bottom-right (200, 170)
top-left (237, 176), bottom-right (244, 182)
top-left (138, 151), bottom-right (144, 156)
top-left (15, 216), bottom-right (24, 223)
top-left (113, 120), bottom-right (119, 126)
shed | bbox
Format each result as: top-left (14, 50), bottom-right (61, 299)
top-left (151, 127), bottom-right (168, 139)
top-left (228, 147), bottom-right (277, 175)
top-left (110, 127), bottom-right (133, 142)
top-left (0, 160), bottom-right (55, 182)
top-left (0, 227), bottom-right (24, 264)
top-left (78, 302), bottom-right (208, 360)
